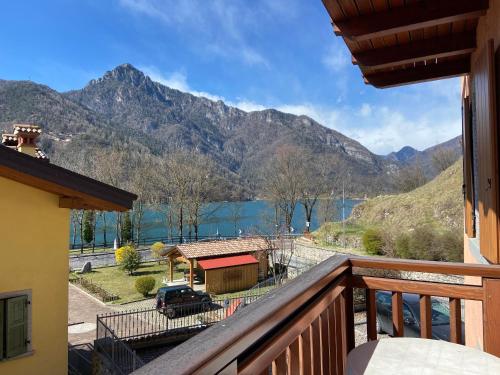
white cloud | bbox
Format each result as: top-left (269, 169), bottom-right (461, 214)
top-left (119, 0), bottom-right (283, 67)
top-left (359, 103), bottom-right (372, 117)
top-left (140, 66), bottom-right (226, 102)
top-left (322, 45), bottom-right (350, 72)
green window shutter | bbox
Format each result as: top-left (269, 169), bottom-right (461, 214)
top-left (6, 296), bottom-right (28, 358)
top-left (0, 299), bottom-right (4, 360)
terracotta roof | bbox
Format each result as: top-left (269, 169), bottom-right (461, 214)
top-left (176, 237), bottom-right (271, 259)
top-left (198, 255), bottom-right (259, 270)
top-left (13, 124), bottom-right (42, 135)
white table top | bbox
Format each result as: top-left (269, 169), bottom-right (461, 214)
top-left (347, 338), bottom-right (500, 375)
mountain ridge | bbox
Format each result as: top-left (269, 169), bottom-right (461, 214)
top-left (0, 63), bottom-right (460, 199)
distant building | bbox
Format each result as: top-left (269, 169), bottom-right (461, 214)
top-left (0, 124), bottom-right (136, 375)
top-left (164, 237), bottom-right (272, 294)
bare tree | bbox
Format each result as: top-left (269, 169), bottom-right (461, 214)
top-left (163, 150), bottom-right (213, 242)
top-left (297, 152), bottom-right (328, 232)
top-left (432, 148), bottom-right (458, 173)
top-left (262, 146), bottom-right (303, 233)
top-left (91, 149), bottom-right (127, 245)
top-left (395, 161), bottom-right (428, 193)
top-left (263, 235), bottom-right (295, 286)
top-left (229, 202), bottom-right (243, 236)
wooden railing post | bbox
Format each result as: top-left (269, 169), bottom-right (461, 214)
top-left (483, 278), bottom-right (500, 356)
top-left (342, 270), bottom-right (355, 353)
top-left (392, 292), bottom-right (404, 337)
top-left (419, 295), bottom-right (432, 339)
top-left (366, 289), bottom-right (377, 341)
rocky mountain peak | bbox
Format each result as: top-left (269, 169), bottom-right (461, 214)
top-left (90, 63), bottom-right (150, 87)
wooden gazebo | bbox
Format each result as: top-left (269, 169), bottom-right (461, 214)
top-left (163, 237), bottom-right (272, 288)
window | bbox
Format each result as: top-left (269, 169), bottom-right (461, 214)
top-left (0, 294), bottom-right (30, 360)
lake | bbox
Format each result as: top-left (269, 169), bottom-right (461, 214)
top-left (71, 199), bottom-right (361, 246)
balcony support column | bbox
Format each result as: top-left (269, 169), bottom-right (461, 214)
top-left (483, 278), bottom-right (500, 356)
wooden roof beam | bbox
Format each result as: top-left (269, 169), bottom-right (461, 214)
top-left (334, 0), bottom-right (488, 42)
top-left (364, 57), bottom-right (471, 88)
top-left (353, 32), bottom-right (476, 70)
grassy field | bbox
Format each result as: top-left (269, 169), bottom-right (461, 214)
top-left (71, 261), bottom-right (187, 304)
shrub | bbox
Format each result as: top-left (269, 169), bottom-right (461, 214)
top-left (362, 228), bottom-right (384, 255)
top-left (116, 245), bottom-right (142, 275)
top-left (395, 233), bottom-right (411, 259)
top-left (393, 226), bottom-right (463, 262)
top-left (409, 226), bottom-right (437, 260)
top-left (135, 276), bottom-right (156, 297)
top-left (436, 231), bottom-right (463, 262)
top-left (115, 245), bottom-right (130, 264)
top-left (151, 242), bottom-right (165, 264)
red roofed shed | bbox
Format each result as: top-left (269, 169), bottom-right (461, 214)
top-left (198, 254), bottom-right (260, 294)
top-left (198, 255), bottom-right (259, 270)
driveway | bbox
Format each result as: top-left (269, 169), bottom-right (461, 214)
top-left (68, 283), bottom-right (115, 345)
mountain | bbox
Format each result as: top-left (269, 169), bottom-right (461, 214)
top-left (0, 63), bottom-right (459, 199)
top-left (385, 136), bottom-right (462, 178)
top-left (385, 146), bottom-right (419, 164)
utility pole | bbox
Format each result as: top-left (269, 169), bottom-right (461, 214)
top-left (342, 180), bottom-right (346, 248)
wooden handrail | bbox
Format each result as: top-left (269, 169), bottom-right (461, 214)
top-left (351, 275), bottom-right (485, 300)
top-left (349, 256), bottom-right (500, 278)
top-left (132, 254), bottom-right (500, 374)
top-left (133, 255), bottom-right (351, 375)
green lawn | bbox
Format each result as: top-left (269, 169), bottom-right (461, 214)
top-left (71, 261), bottom-right (187, 304)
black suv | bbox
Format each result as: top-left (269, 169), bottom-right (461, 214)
top-left (155, 285), bottom-right (211, 318)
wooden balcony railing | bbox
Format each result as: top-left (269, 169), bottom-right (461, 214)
top-left (133, 255), bottom-right (500, 375)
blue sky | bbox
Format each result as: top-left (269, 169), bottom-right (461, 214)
top-left (0, 0), bottom-right (462, 154)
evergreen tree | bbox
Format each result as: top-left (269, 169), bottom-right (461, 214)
top-left (82, 210), bottom-right (95, 246)
top-left (121, 211), bottom-right (133, 243)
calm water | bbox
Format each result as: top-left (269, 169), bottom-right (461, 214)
top-left (71, 199), bottom-right (361, 245)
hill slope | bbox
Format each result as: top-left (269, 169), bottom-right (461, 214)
top-left (349, 158), bottom-right (463, 233)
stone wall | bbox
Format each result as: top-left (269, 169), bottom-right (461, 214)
top-left (69, 248), bottom-right (153, 270)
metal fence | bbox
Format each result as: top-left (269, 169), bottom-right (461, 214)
top-left (97, 294), bottom-right (265, 342)
top-left (70, 233), bottom-right (303, 251)
top-left (95, 318), bottom-right (145, 374)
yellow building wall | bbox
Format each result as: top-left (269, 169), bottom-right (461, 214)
top-left (0, 176), bottom-right (70, 375)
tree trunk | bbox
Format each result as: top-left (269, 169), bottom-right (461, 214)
top-left (71, 211), bottom-right (77, 249)
top-left (102, 212), bottom-right (107, 248)
top-left (116, 212), bottom-right (122, 247)
top-left (92, 211), bottom-right (96, 252)
top-left (79, 211), bottom-right (84, 254)
top-left (178, 206), bottom-right (183, 244)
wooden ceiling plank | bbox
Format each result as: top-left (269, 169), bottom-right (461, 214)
top-left (353, 31), bottom-right (476, 69)
top-left (364, 56), bottom-right (471, 88)
top-left (334, 0), bottom-right (488, 42)
top-left (322, 0), bottom-right (346, 20)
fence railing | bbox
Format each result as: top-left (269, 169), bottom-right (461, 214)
top-left (97, 294), bottom-right (266, 342)
top-left (70, 274), bottom-right (119, 302)
top-left (133, 255), bottom-right (500, 374)
top-left (70, 233), bottom-right (303, 251)
top-left (95, 318), bottom-right (145, 374)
